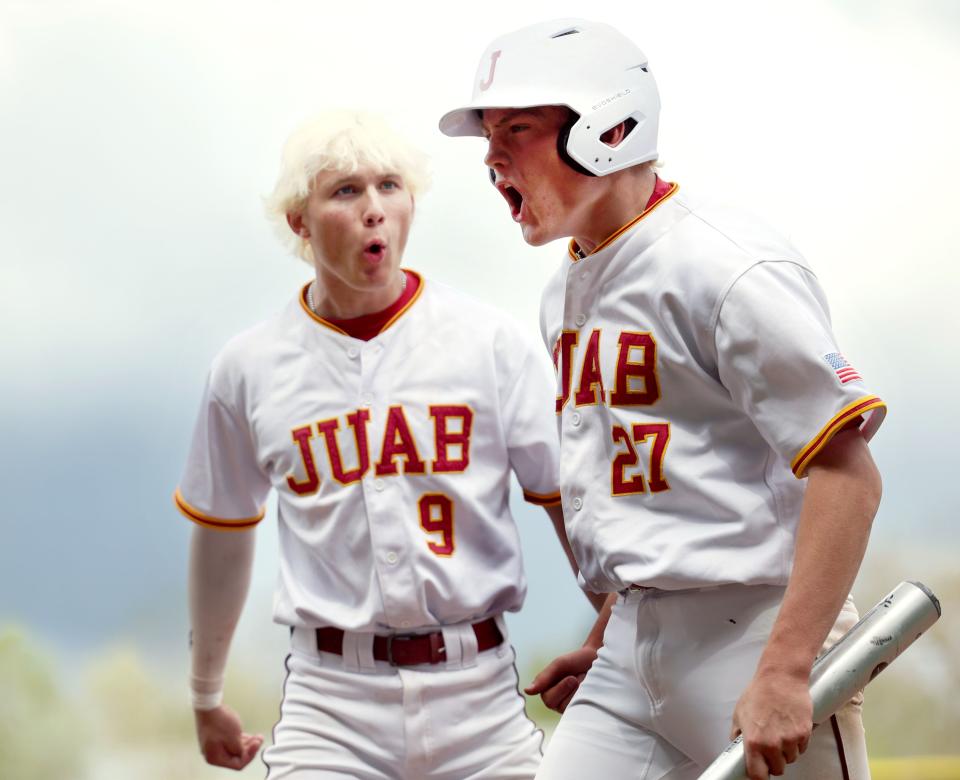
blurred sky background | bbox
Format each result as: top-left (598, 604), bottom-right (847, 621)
top-left (1, 0), bottom-right (959, 767)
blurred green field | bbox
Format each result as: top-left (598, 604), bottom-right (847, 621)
top-left (870, 757), bottom-right (960, 779)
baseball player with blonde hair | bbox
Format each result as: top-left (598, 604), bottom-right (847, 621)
top-left (441, 19), bottom-right (886, 780)
top-left (175, 110), bottom-right (594, 778)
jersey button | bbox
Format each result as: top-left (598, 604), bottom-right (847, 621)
top-left (347, 347), bottom-right (359, 359)
top-left (574, 314), bottom-right (586, 327)
top-left (362, 394), bottom-right (373, 406)
top-left (374, 478), bottom-right (386, 492)
top-left (386, 551), bottom-right (398, 564)
top-left (571, 412), bottom-right (582, 426)
top-left (572, 497), bottom-right (583, 511)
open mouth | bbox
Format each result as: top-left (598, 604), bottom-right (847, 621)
top-left (363, 239), bottom-right (387, 261)
top-left (497, 182), bottom-right (525, 222)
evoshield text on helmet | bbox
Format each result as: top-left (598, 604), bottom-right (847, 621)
top-left (439, 19), bottom-right (660, 177)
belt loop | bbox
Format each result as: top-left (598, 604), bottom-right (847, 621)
top-left (439, 624), bottom-right (463, 669)
top-left (460, 621), bottom-right (479, 668)
top-left (341, 630), bottom-right (362, 672)
top-left (293, 626), bottom-right (323, 659)
top-left (355, 632), bottom-right (377, 671)
top-left (493, 613), bottom-right (509, 651)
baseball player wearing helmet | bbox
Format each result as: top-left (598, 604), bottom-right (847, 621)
top-left (441, 19), bottom-right (886, 780)
top-left (175, 111), bottom-right (596, 779)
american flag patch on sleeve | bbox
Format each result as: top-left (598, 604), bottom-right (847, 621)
top-left (823, 352), bottom-right (863, 384)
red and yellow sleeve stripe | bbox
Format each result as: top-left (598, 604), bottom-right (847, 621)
top-left (523, 488), bottom-right (562, 507)
top-left (173, 489), bottom-right (265, 531)
top-left (791, 396), bottom-right (886, 478)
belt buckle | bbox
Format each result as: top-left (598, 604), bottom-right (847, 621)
top-left (385, 631), bottom-right (446, 666)
top-left (619, 583), bottom-right (655, 597)
top-left (385, 631), bottom-right (417, 666)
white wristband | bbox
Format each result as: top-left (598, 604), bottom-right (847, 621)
top-left (190, 688), bottom-right (223, 711)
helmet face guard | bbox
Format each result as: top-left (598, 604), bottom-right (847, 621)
top-left (440, 19), bottom-right (660, 177)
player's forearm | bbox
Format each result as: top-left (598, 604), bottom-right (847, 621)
top-left (756, 428), bottom-right (881, 679)
top-left (583, 588), bottom-right (608, 613)
top-left (188, 525), bottom-right (256, 708)
top-left (583, 592), bottom-right (618, 649)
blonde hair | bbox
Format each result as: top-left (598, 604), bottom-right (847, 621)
top-left (265, 111), bottom-right (431, 265)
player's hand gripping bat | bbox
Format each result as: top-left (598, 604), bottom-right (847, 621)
top-left (697, 580), bottom-right (942, 780)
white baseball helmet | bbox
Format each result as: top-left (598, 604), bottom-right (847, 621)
top-left (439, 18), bottom-right (660, 177)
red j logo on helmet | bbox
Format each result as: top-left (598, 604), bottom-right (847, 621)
top-left (479, 50), bottom-right (502, 92)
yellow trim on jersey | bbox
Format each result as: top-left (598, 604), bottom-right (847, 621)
top-left (523, 489), bottom-right (562, 506)
top-left (297, 269), bottom-right (425, 337)
top-left (298, 285), bottom-right (349, 335)
top-left (381, 270), bottom-right (425, 332)
top-left (173, 489), bottom-right (265, 531)
top-left (568, 182), bottom-right (679, 262)
top-left (791, 396), bottom-right (886, 478)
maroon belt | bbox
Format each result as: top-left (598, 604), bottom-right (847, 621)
top-left (315, 618), bottom-right (503, 666)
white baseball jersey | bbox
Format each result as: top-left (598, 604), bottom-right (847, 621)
top-left (541, 184), bottom-right (886, 594)
top-left (176, 271), bottom-right (561, 632)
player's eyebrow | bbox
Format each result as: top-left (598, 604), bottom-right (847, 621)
top-left (326, 170), bottom-right (400, 189)
top-left (481, 109), bottom-right (542, 134)
top-left (325, 172), bottom-right (357, 187)
top-left (493, 110), bottom-right (538, 127)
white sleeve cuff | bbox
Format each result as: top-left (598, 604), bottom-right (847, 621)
top-left (190, 687), bottom-right (224, 711)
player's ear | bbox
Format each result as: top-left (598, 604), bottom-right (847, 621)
top-left (600, 121), bottom-right (629, 149)
top-left (286, 211), bottom-right (309, 238)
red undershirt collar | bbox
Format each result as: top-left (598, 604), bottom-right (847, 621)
top-left (325, 269), bottom-right (421, 341)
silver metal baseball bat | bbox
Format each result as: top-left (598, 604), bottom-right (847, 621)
top-left (697, 580), bottom-right (942, 780)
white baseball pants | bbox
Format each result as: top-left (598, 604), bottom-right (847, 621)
top-left (263, 618), bottom-right (543, 779)
top-left (535, 584), bottom-right (869, 780)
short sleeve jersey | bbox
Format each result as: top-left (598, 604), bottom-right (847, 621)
top-left (176, 272), bottom-right (561, 631)
top-left (540, 186), bottom-right (885, 593)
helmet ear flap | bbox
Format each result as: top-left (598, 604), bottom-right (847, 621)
top-left (557, 112), bottom-right (596, 177)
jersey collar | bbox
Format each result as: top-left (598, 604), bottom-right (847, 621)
top-left (568, 179), bottom-right (679, 262)
top-left (298, 269), bottom-right (424, 338)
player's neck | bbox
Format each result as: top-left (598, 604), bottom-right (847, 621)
top-left (572, 166), bottom-right (657, 256)
top-left (310, 272), bottom-right (405, 320)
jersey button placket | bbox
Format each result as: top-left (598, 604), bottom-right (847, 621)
top-left (359, 342), bottom-right (383, 408)
top-left (367, 478), bottom-right (416, 627)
